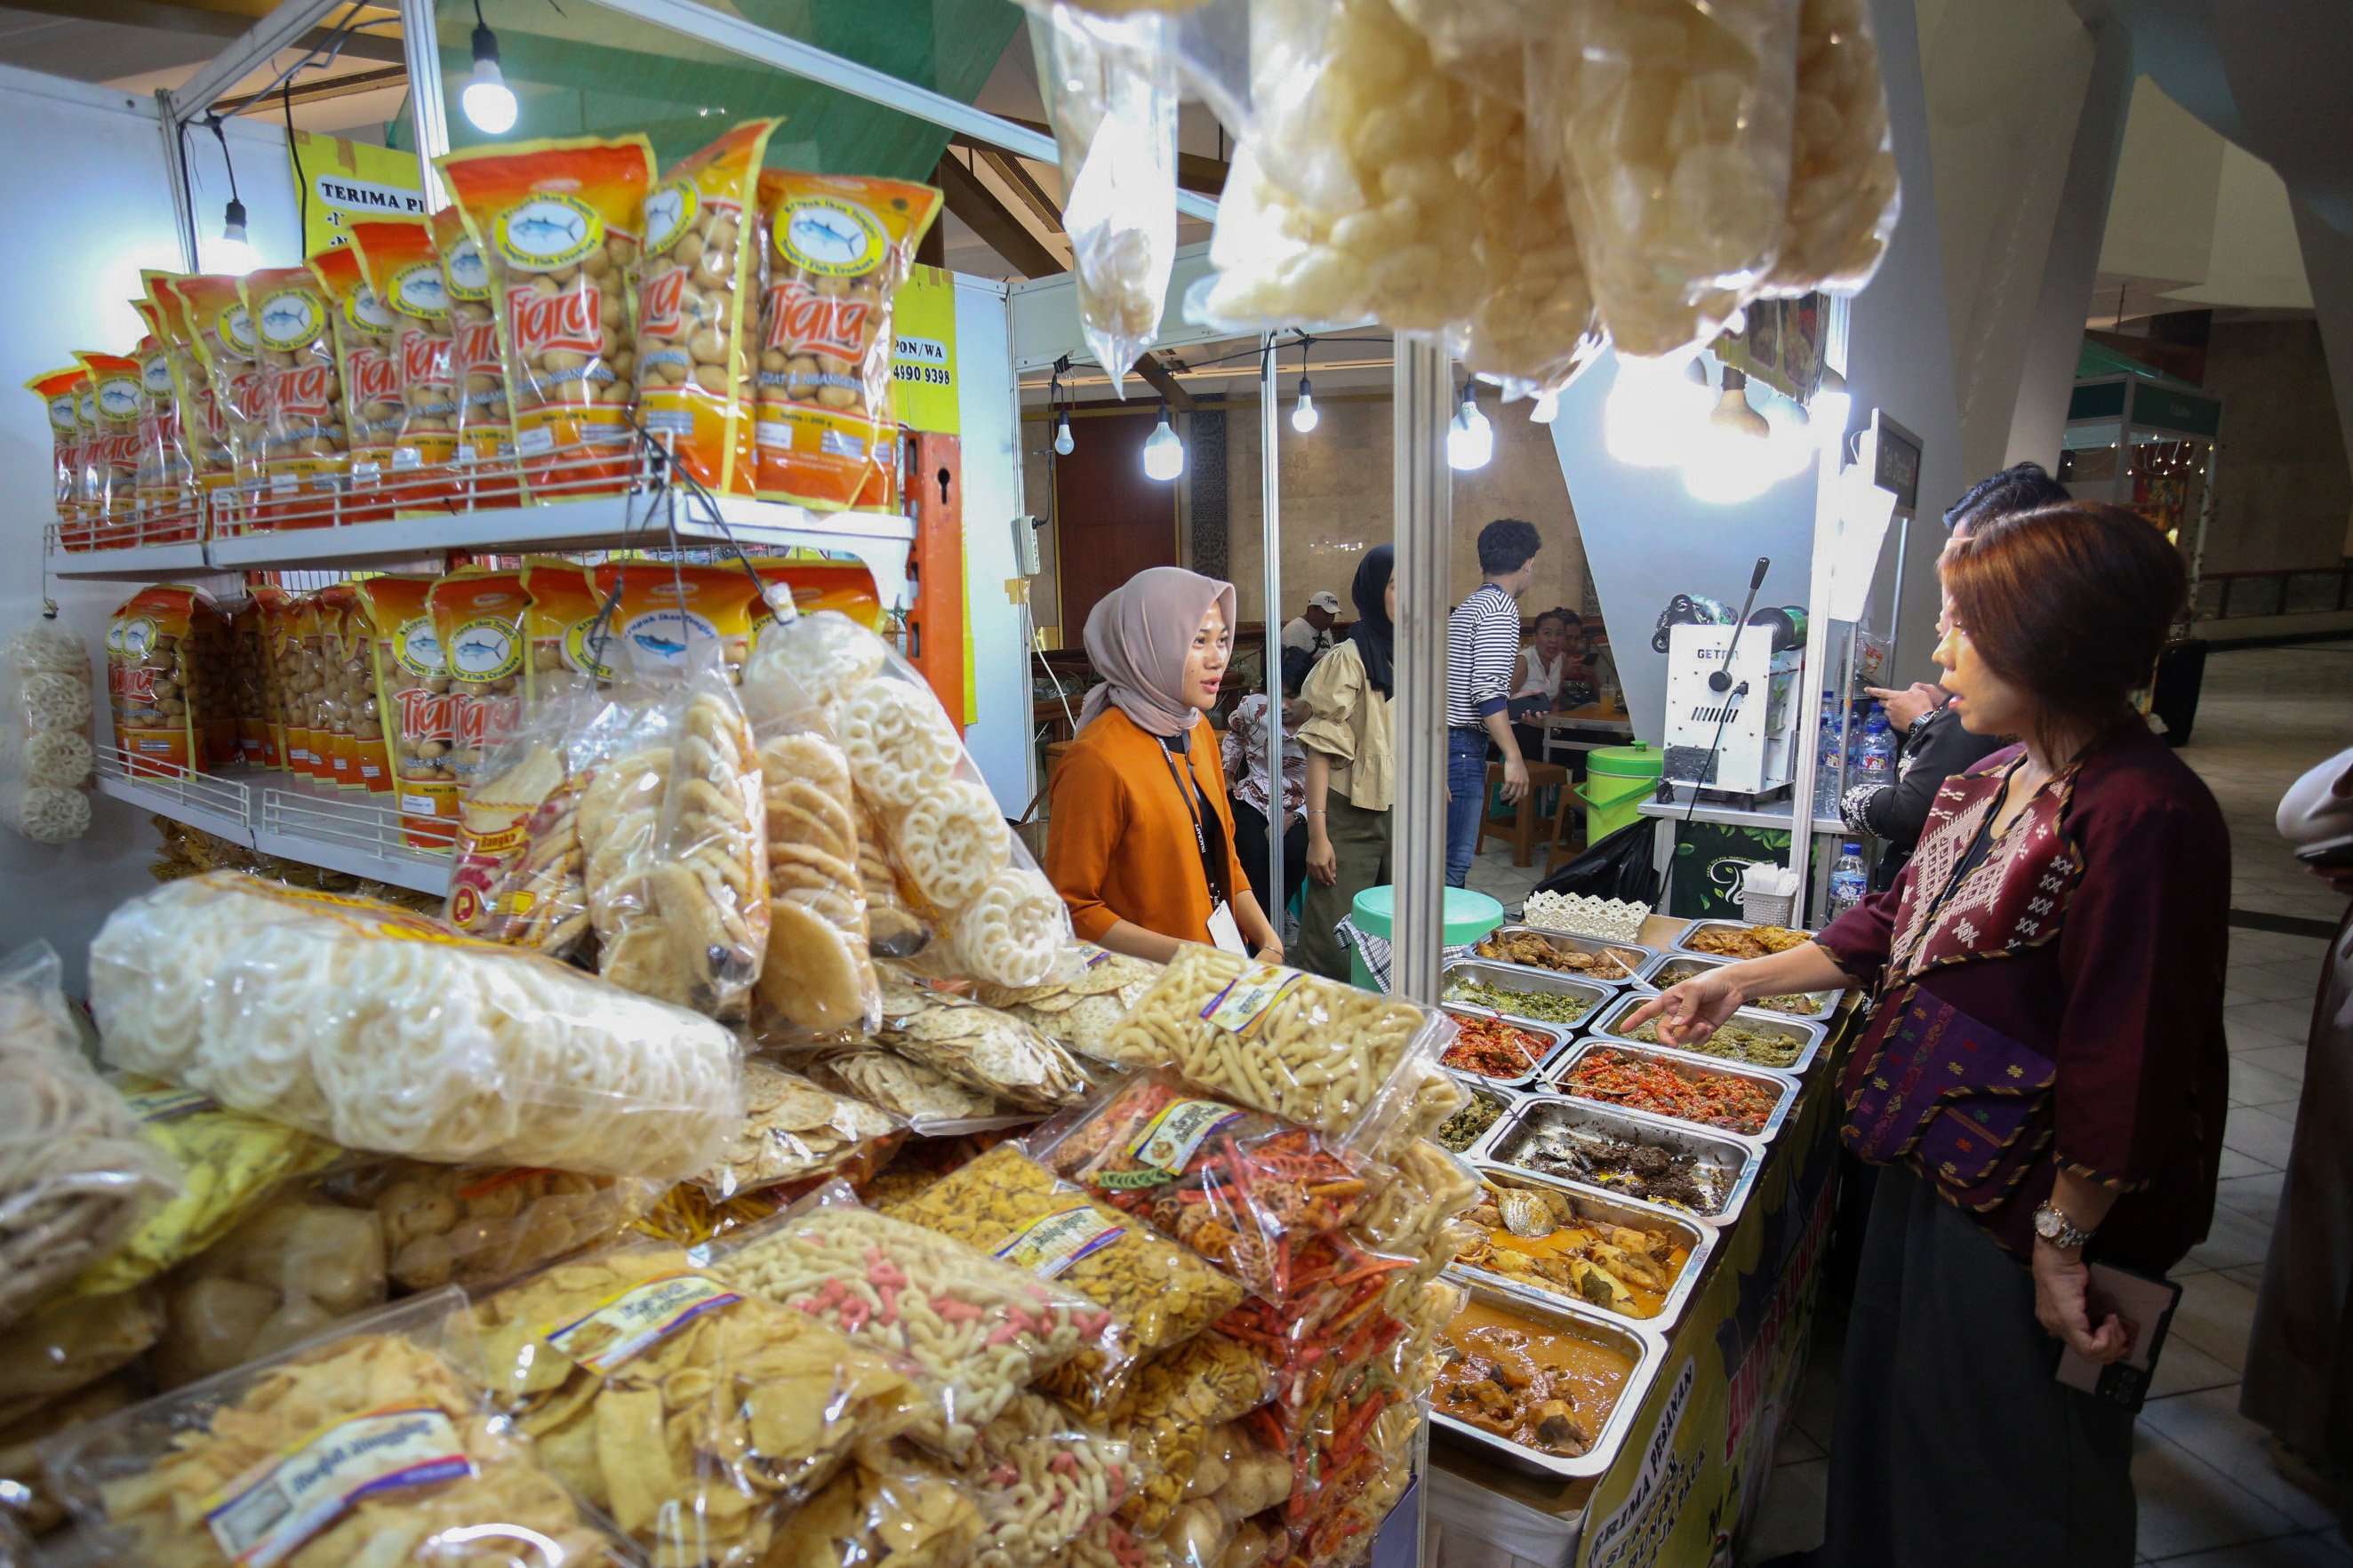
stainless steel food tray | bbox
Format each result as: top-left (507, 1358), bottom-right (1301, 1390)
top-left (1466, 925), bottom-right (1654, 986)
top-left (1634, 950), bottom-right (1843, 1022)
top-left (1673, 918), bottom-right (1819, 961)
top-left (1454, 1162), bottom-right (1716, 1332)
top-left (1591, 991), bottom-right (1826, 1080)
top-left (1438, 1008), bottom-right (1573, 1093)
top-left (1547, 1037), bottom-right (1797, 1145)
top-left (1429, 1275), bottom-right (1667, 1481)
top-left (1440, 961), bottom-right (1616, 1034)
top-left (1434, 1079), bottom-right (1524, 1156)
top-left (1485, 1093), bottom-right (1763, 1227)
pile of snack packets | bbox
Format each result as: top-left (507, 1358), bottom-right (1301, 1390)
top-left (4, 598), bottom-right (1483, 1568)
top-left (35, 124), bottom-right (938, 551)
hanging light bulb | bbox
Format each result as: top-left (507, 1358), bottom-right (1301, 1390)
top-left (1446, 383), bottom-right (1493, 471)
top-left (1604, 353), bottom-right (1711, 467)
top-left (203, 117), bottom-right (261, 272)
top-left (1709, 366), bottom-right (1771, 439)
top-left (1053, 409), bottom-right (1074, 456)
top-left (461, 1), bottom-right (519, 134)
top-left (1142, 403), bottom-right (1184, 481)
top-left (1291, 375), bottom-right (1318, 434)
top-left (1755, 391), bottom-right (1816, 482)
top-left (1685, 369), bottom-right (1775, 505)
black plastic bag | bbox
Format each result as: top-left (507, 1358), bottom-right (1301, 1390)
top-left (1532, 817), bottom-right (1661, 906)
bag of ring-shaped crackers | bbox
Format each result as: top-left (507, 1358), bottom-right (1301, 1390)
top-left (438, 136), bottom-right (655, 500)
top-left (750, 170), bottom-right (941, 508)
top-left (635, 117), bottom-right (779, 492)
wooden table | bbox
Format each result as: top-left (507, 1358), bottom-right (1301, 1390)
top-left (1478, 759), bottom-right (1572, 868)
top-left (1535, 704), bottom-right (1636, 766)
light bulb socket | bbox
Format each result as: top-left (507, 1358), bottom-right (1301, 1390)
top-left (221, 196), bottom-right (249, 244)
top-left (1296, 375), bottom-right (1313, 402)
top-left (472, 21), bottom-right (500, 68)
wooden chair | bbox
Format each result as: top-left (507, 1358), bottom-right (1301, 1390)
top-left (1478, 760), bottom-right (1570, 868)
top-left (1544, 784), bottom-right (1587, 875)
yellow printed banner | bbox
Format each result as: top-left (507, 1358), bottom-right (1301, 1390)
top-left (289, 132), bottom-right (427, 256)
top-left (891, 265), bottom-right (960, 436)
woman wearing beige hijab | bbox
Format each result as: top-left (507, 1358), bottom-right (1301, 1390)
top-left (1046, 567), bottom-right (1283, 964)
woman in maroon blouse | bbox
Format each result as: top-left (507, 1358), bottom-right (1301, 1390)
top-left (1629, 501), bottom-right (2229, 1568)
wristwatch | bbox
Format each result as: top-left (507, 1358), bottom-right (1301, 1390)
top-left (2033, 1202), bottom-right (2095, 1252)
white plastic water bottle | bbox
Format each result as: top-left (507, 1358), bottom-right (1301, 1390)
top-left (1815, 698), bottom-right (1845, 804)
top-left (1855, 706), bottom-right (1895, 784)
top-left (1827, 841), bottom-right (1869, 919)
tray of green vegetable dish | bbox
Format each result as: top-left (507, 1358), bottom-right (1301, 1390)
top-left (1442, 961), bottom-right (1618, 1030)
top-left (1593, 992), bottom-right (1824, 1076)
top-left (1636, 952), bottom-right (1843, 1021)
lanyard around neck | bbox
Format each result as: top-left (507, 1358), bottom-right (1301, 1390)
top-left (1156, 737), bottom-right (1229, 907)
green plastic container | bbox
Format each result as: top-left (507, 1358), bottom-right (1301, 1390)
top-left (1575, 742), bottom-right (1663, 843)
top-left (1349, 885), bottom-right (1506, 991)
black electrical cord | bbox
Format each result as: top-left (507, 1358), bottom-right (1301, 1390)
top-left (206, 115), bottom-right (242, 210)
top-left (284, 84), bottom-right (305, 245)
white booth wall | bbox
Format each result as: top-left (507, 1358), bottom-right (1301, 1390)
top-left (0, 62), bottom-right (300, 990)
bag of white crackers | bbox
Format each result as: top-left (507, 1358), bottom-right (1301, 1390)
top-left (740, 608), bottom-right (1069, 990)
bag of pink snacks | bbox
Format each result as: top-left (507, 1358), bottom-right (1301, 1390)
top-left (694, 1180), bottom-right (1129, 1461)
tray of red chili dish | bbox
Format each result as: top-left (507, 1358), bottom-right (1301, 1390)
top-left (1439, 1009), bottom-right (1572, 1090)
top-left (1549, 1041), bottom-right (1796, 1140)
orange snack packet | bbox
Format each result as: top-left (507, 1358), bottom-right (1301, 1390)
top-left (308, 244), bottom-right (401, 522)
top-left (278, 595), bottom-right (324, 780)
top-left (76, 352), bottom-right (144, 540)
top-left (329, 587), bottom-right (393, 795)
top-left (428, 568), bottom-right (533, 793)
top-left (634, 118), bottom-right (779, 492)
top-left (520, 558), bottom-right (604, 686)
top-left (313, 582), bottom-right (362, 789)
top-left (350, 217), bottom-right (461, 511)
top-left (438, 136), bottom-right (656, 499)
top-left (245, 585), bottom-right (292, 769)
top-left (126, 305), bottom-right (194, 524)
top-left (107, 584), bottom-right (235, 774)
top-left (588, 561), bottom-right (764, 681)
top-left (175, 274), bottom-right (269, 512)
top-left (353, 575), bottom-right (458, 845)
top-left (750, 171), bottom-right (941, 509)
top-left (237, 266), bottom-right (348, 523)
top-left (144, 273), bottom-right (236, 499)
top-left (25, 366), bottom-right (87, 541)
top-left (432, 205), bottom-right (521, 506)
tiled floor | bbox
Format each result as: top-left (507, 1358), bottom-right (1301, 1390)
top-left (1669, 640), bottom-right (2353, 1565)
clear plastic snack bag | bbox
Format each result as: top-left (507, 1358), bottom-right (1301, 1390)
top-left (41, 1290), bottom-right (628, 1568)
top-left (964, 1391), bottom-right (1137, 1568)
top-left (740, 611), bottom-right (1069, 988)
top-left (747, 693), bottom-right (882, 1038)
top-left (883, 1142), bottom-right (1245, 1415)
top-left (1556, 0), bottom-right (1803, 357)
top-left (1106, 944), bottom-right (1459, 1158)
top-left (575, 656), bottom-right (770, 1020)
top-left (0, 620), bottom-right (94, 818)
top-left (88, 871), bottom-right (745, 1180)
top-left (1035, 1068), bottom-right (1373, 1301)
top-left (1758, 0), bottom-right (1900, 297)
top-left (975, 942), bottom-right (1165, 1062)
top-left (804, 1044), bottom-right (1013, 1131)
top-left (318, 1158), bottom-right (664, 1293)
top-left (690, 1060), bottom-right (900, 1201)
top-left (1035, 4), bottom-right (1180, 392)
top-left (0, 941), bottom-right (178, 1331)
top-left (445, 676), bottom-right (596, 954)
top-left (471, 1239), bottom-right (917, 1566)
top-left (0, 1287), bottom-right (162, 1429)
top-left (1104, 1331), bottom-right (1276, 1537)
top-left (875, 979), bottom-right (1089, 1114)
top-left (148, 1182), bottom-right (388, 1388)
top-left (698, 1180), bottom-right (1120, 1460)
top-left (772, 1447), bottom-right (984, 1568)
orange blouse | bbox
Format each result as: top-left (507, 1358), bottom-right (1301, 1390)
top-left (1046, 705), bottom-right (1253, 947)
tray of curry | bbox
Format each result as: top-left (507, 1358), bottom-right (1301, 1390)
top-left (1430, 1276), bottom-right (1666, 1481)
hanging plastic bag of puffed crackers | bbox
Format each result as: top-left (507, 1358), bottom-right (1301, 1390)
top-left (432, 204), bottom-right (523, 507)
top-left (1755, 0), bottom-right (1901, 299)
top-left (1555, 0), bottom-right (1802, 358)
top-left (744, 692), bottom-right (883, 1039)
top-left (572, 652), bottom-right (770, 1020)
top-left (40, 1290), bottom-right (630, 1568)
top-left (438, 135), bottom-right (656, 500)
top-left (750, 169), bottom-right (941, 510)
top-left (349, 216), bottom-right (464, 509)
top-left (740, 608), bottom-right (1071, 989)
top-left (308, 242), bottom-right (401, 522)
top-left (1035, 4), bottom-right (1178, 395)
top-left (238, 264), bottom-right (350, 524)
top-left (445, 677), bottom-right (594, 953)
top-left (635, 117), bottom-right (780, 492)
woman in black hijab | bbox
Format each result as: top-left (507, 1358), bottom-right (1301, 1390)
top-left (1294, 545), bottom-right (1398, 980)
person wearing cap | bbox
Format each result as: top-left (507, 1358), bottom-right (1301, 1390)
top-left (1282, 591), bottom-right (1342, 664)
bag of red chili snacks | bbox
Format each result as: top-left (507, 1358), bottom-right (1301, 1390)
top-left (1035, 1071), bottom-right (1373, 1303)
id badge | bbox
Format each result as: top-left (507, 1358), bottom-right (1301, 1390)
top-left (1206, 900), bottom-right (1249, 956)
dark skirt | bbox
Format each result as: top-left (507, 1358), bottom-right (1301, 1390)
top-left (1814, 1163), bottom-right (2137, 1568)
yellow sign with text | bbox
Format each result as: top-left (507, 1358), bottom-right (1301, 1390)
top-left (289, 132), bottom-right (427, 256)
top-left (891, 265), bottom-right (960, 436)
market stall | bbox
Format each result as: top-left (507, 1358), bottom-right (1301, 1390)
top-left (0, 0), bottom-right (1917, 1562)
